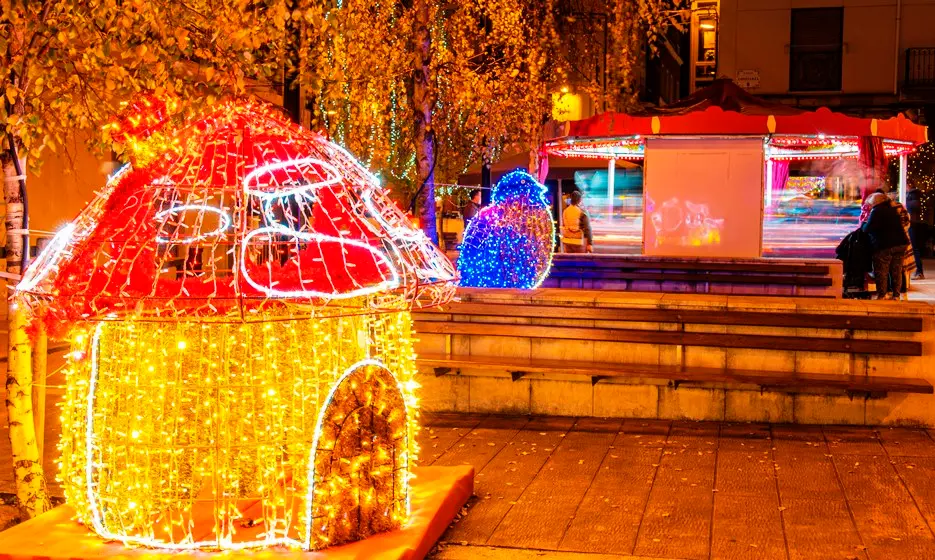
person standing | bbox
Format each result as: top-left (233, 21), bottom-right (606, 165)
top-left (462, 189), bottom-right (482, 228)
top-left (862, 192), bottom-right (911, 300)
top-left (859, 188), bottom-right (886, 226)
top-left (907, 184), bottom-right (926, 279)
top-left (561, 190), bottom-right (593, 254)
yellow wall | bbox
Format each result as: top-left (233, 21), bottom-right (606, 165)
top-left (719, 0), bottom-right (935, 95)
top-left (23, 135), bottom-right (112, 234)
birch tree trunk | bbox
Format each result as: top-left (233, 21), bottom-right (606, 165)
top-left (31, 322), bottom-right (47, 465)
top-left (412, 0), bottom-right (438, 245)
top-left (2, 152), bottom-right (50, 518)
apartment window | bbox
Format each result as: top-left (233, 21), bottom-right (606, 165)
top-left (690, 1), bottom-right (719, 92)
top-left (789, 8), bottom-right (843, 92)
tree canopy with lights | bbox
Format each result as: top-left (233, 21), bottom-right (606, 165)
top-left (292, 0), bottom-right (686, 243)
top-left (1, 0), bottom-right (286, 519)
top-left (1, 0), bottom-right (686, 521)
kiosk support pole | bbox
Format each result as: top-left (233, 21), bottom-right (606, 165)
top-left (899, 153), bottom-right (908, 206)
top-left (765, 158), bottom-right (774, 210)
top-left (607, 158), bottom-right (616, 218)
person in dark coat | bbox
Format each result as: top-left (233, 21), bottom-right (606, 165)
top-left (906, 184), bottom-right (926, 279)
top-left (462, 189), bottom-right (482, 228)
top-left (835, 228), bottom-right (873, 297)
top-left (862, 192), bottom-right (911, 299)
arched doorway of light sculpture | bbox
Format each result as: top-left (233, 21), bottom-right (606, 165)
top-left (304, 360), bottom-right (410, 550)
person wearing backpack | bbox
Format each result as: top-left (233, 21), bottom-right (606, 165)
top-left (562, 190), bottom-right (593, 253)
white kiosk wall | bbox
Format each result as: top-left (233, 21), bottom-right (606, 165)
top-left (642, 137), bottom-right (764, 258)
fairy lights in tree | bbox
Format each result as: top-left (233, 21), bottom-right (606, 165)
top-left (15, 98), bottom-right (457, 551)
top-left (543, 135), bottom-right (915, 161)
top-left (909, 142), bottom-right (935, 219)
top-left (457, 170), bottom-right (554, 288)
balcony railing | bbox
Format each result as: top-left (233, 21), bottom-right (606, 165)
top-left (905, 47), bottom-right (935, 89)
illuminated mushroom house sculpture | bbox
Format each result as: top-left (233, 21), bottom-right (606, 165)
top-left (15, 98), bottom-right (458, 551)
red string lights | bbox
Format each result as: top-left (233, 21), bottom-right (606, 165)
top-left (19, 98), bottom-right (457, 335)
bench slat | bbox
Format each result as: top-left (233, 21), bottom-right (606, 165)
top-left (417, 353), bottom-right (934, 395)
top-left (418, 302), bottom-right (924, 332)
top-left (413, 321), bottom-right (923, 356)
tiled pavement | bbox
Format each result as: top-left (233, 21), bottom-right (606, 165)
top-left (5, 385), bottom-right (935, 559)
top-left (421, 413), bottom-right (935, 560)
top-left (908, 268), bottom-right (935, 302)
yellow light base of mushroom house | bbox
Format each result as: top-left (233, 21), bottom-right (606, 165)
top-left (56, 311), bottom-right (425, 551)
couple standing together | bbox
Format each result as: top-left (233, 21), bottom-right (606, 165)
top-left (861, 190), bottom-right (920, 300)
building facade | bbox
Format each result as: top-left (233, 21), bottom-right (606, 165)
top-left (717, 0), bottom-right (935, 119)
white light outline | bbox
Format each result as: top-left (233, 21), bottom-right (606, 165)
top-left (16, 223), bottom-right (75, 293)
top-left (360, 188), bottom-right (457, 285)
top-left (238, 148), bottom-right (457, 303)
top-left (242, 157), bottom-right (343, 200)
top-left (241, 154), bottom-right (410, 299)
top-left (154, 204), bottom-right (232, 244)
top-left (330, 140), bottom-right (456, 286)
top-left (324, 141), bottom-right (458, 286)
top-left (85, 322), bottom-right (109, 539)
top-left (107, 162), bottom-right (131, 184)
top-left (239, 226), bottom-right (400, 299)
top-left (19, 163), bottom-right (133, 295)
top-left (302, 358), bottom-right (410, 551)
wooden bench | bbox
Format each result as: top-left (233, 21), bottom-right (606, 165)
top-left (414, 301), bottom-right (932, 397)
top-left (418, 355), bottom-right (932, 396)
top-left (542, 255), bottom-right (841, 298)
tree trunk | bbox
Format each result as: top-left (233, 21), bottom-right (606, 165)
top-left (2, 152), bottom-right (49, 519)
top-left (283, 0), bottom-right (303, 125)
top-left (31, 323), bottom-right (47, 465)
top-left (412, 0), bottom-right (438, 245)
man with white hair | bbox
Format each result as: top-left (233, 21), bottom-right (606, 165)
top-left (862, 192), bottom-right (911, 300)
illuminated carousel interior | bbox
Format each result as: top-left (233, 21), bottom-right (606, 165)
top-left (544, 134), bottom-right (919, 258)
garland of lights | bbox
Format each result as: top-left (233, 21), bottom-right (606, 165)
top-left (545, 137), bottom-right (645, 160)
top-left (909, 142), bottom-right (935, 219)
top-left (457, 170), bottom-right (554, 289)
top-left (17, 98), bottom-right (456, 551)
top-left (542, 135), bottom-right (915, 161)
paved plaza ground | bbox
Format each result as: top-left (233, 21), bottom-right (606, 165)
top-left (422, 413), bottom-right (935, 560)
top-left (8, 395), bottom-right (935, 559)
top-left (1, 268), bottom-right (935, 557)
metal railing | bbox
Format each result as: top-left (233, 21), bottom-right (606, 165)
top-left (905, 47), bottom-right (935, 88)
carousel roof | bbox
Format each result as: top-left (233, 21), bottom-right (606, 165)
top-left (17, 98), bottom-right (457, 328)
top-left (553, 79), bottom-right (928, 144)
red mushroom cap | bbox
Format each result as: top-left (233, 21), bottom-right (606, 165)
top-left (18, 99), bottom-right (457, 331)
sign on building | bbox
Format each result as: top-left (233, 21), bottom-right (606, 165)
top-left (736, 69), bottom-right (760, 90)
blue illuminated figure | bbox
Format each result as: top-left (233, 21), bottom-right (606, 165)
top-left (457, 169), bottom-right (555, 288)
